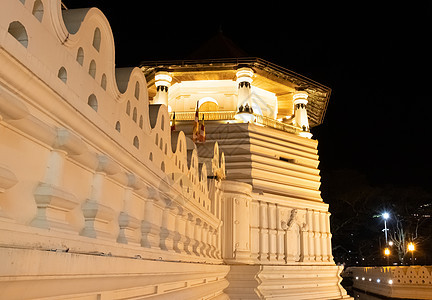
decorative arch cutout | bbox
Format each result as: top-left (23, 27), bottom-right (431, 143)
top-left (161, 161), bottom-right (165, 172)
top-left (133, 107), bottom-right (137, 122)
top-left (89, 60), bottom-right (96, 78)
top-left (115, 121), bottom-right (121, 132)
top-left (8, 21), bottom-right (28, 48)
top-left (134, 81), bottom-right (140, 99)
top-left (133, 136), bottom-right (139, 149)
top-left (101, 73), bottom-right (107, 90)
top-left (76, 47), bottom-right (84, 65)
top-left (57, 67), bottom-right (67, 83)
top-left (32, 0), bottom-right (44, 22)
top-left (92, 27), bottom-right (101, 51)
top-left (126, 101), bottom-right (131, 115)
top-left (87, 94), bottom-right (98, 111)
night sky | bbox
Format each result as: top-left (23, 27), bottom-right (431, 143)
top-left (64, 1), bottom-right (432, 263)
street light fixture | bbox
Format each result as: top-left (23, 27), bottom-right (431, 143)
top-left (408, 242), bottom-right (415, 252)
top-left (408, 242), bottom-right (415, 265)
top-left (382, 212), bottom-right (389, 244)
top-left (384, 248), bottom-right (390, 265)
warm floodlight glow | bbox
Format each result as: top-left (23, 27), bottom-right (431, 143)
top-left (155, 72), bottom-right (172, 84)
top-left (234, 112), bottom-right (255, 123)
top-left (236, 68), bottom-right (254, 83)
top-left (292, 90), bottom-right (308, 102)
top-left (389, 241), bottom-right (393, 246)
top-left (408, 242), bottom-right (415, 252)
top-left (382, 212), bottom-right (389, 220)
top-left (384, 248), bottom-right (390, 256)
top-left (388, 279), bottom-right (393, 285)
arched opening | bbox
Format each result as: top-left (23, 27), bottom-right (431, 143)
top-left (134, 81), bottom-right (140, 99)
top-left (133, 136), bottom-right (139, 149)
top-left (32, 0), bottom-right (44, 22)
top-left (89, 60), bottom-right (96, 78)
top-left (126, 101), bottom-right (131, 115)
top-left (87, 94), bottom-right (98, 111)
top-left (76, 47), bottom-right (84, 65)
top-left (115, 121), bottom-right (121, 132)
top-left (8, 21), bottom-right (28, 48)
top-left (101, 73), bottom-right (107, 90)
top-left (133, 107), bottom-right (137, 122)
top-left (139, 115), bottom-right (143, 128)
top-left (198, 97), bottom-right (218, 112)
top-left (57, 67), bottom-right (67, 83)
top-left (92, 27), bottom-right (101, 51)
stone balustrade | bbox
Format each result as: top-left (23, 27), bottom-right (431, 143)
top-left (169, 111), bottom-right (301, 135)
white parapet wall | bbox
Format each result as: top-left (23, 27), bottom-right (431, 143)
top-left (347, 266), bottom-right (432, 299)
top-left (0, 1), bottom-right (227, 298)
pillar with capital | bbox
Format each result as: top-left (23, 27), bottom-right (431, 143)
top-left (293, 90), bottom-right (312, 138)
top-left (235, 67), bottom-right (255, 122)
top-left (153, 71), bottom-right (172, 106)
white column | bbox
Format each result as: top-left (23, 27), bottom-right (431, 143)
top-left (141, 197), bottom-right (162, 249)
top-left (300, 222), bottom-right (309, 262)
top-left (313, 210), bottom-right (322, 261)
top-left (293, 90), bottom-right (312, 138)
top-left (193, 218), bottom-right (202, 256)
top-left (153, 71), bottom-right (172, 106)
top-left (306, 209), bottom-right (315, 262)
top-left (184, 213), bottom-right (195, 255)
top-left (235, 67), bottom-right (254, 122)
top-left (222, 181), bottom-right (253, 264)
top-left (259, 201), bottom-right (269, 262)
top-left (117, 186), bottom-right (140, 245)
top-left (325, 212), bottom-right (334, 262)
top-left (268, 203), bottom-right (278, 262)
top-left (320, 211), bottom-right (328, 262)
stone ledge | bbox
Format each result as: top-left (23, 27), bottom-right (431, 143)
top-left (0, 247), bottom-right (229, 300)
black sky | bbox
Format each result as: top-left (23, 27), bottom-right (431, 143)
top-left (63, 1), bottom-right (432, 192)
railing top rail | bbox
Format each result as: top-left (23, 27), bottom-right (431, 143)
top-left (170, 111), bottom-right (300, 134)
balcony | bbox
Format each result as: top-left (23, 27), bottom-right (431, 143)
top-left (170, 111), bottom-right (301, 135)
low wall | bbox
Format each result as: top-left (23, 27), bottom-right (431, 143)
top-left (346, 266), bottom-right (432, 299)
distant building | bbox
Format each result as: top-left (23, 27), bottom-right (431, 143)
top-left (0, 0), bottom-right (351, 299)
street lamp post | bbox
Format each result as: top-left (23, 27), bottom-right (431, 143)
top-left (382, 212), bottom-right (389, 244)
top-left (408, 242), bottom-right (415, 265)
top-left (384, 248), bottom-right (390, 266)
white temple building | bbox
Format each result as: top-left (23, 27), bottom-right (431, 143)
top-left (0, 0), bottom-right (351, 299)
